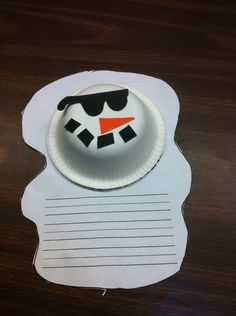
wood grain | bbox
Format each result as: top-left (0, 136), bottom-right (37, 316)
top-left (0, 0), bottom-right (235, 315)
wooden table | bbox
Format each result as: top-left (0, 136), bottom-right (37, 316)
top-left (1, 1), bottom-right (235, 315)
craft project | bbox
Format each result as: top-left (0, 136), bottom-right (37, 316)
top-left (21, 71), bottom-right (191, 289)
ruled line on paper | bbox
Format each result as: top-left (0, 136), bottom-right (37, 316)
top-left (44, 219), bottom-right (172, 226)
top-left (42, 262), bottom-right (178, 269)
top-left (44, 209), bottom-right (171, 216)
top-left (45, 193), bottom-right (169, 201)
top-left (43, 254), bottom-right (177, 260)
top-left (43, 245), bottom-right (176, 251)
top-left (44, 227), bottom-right (173, 233)
top-left (43, 235), bottom-right (174, 242)
top-left (45, 201), bottom-right (170, 209)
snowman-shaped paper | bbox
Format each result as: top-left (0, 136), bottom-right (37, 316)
top-left (22, 71), bottom-right (191, 289)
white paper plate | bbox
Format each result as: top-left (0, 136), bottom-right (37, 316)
top-left (47, 84), bottom-right (166, 189)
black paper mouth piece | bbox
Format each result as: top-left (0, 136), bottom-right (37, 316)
top-left (64, 118), bottom-right (81, 133)
top-left (57, 89), bottom-right (129, 117)
top-left (97, 133), bottom-right (114, 149)
top-left (77, 129), bottom-right (94, 147)
top-left (119, 125), bottom-right (137, 143)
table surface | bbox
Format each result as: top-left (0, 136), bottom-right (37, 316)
top-left (1, 0), bottom-right (235, 315)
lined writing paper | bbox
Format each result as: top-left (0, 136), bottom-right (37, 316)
top-left (39, 193), bottom-right (178, 272)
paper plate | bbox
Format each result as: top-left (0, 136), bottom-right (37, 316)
top-left (47, 84), bottom-right (166, 189)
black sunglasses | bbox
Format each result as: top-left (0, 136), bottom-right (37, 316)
top-left (57, 89), bottom-right (129, 117)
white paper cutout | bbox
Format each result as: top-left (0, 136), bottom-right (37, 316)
top-left (21, 71), bottom-right (191, 289)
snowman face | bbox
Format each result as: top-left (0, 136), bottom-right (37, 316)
top-left (48, 82), bottom-right (165, 189)
top-left (58, 84), bottom-right (147, 158)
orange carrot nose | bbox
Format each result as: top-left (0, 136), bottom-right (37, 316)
top-left (99, 117), bottom-right (135, 134)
